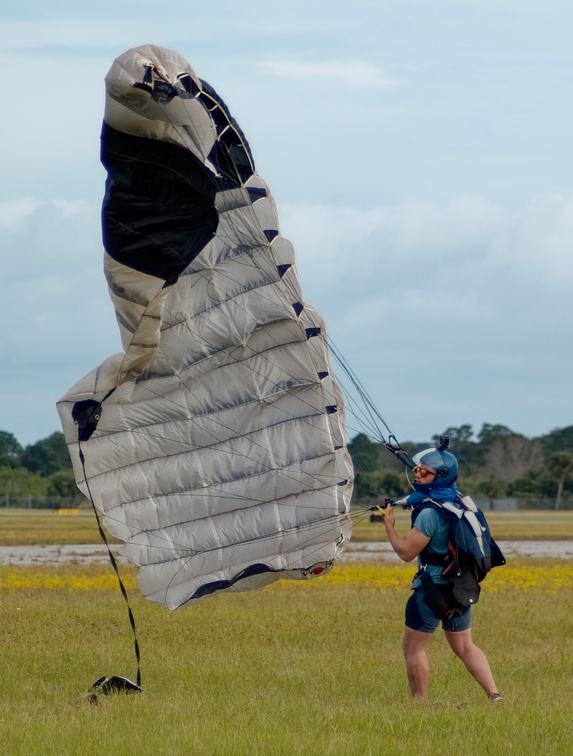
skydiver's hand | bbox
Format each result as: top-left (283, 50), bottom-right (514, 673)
top-left (383, 501), bottom-right (395, 528)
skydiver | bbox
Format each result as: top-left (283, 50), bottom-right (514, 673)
top-left (380, 447), bottom-right (503, 702)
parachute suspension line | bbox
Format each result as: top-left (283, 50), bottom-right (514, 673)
top-left (73, 371), bottom-right (352, 564)
top-left (92, 485), bottom-right (349, 561)
top-left (97, 218), bottom-right (386, 556)
top-left (325, 338), bottom-right (415, 470)
top-left (77, 441), bottom-right (142, 690)
top-left (88, 297), bottom-right (356, 551)
top-left (325, 340), bottom-right (391, 442)
top-left (116, 298), bottom-right (351, 503)
top-left (158, 214), bottom-right (395, 453)
top-left (113, 379), bottom-right (346, 505)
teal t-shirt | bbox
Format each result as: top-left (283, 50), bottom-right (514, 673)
top-left (411, 506), bottom-right (450, 588)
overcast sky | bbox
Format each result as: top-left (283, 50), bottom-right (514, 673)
top-left (2, 1), bottom-right (572, 448)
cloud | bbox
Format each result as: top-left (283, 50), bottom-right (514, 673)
top-left (2, 191), bottom-right (571, 448)
top-left (279, 193), bottom-right (573, 440)
top-left (261, 59), bottom-right (398, 90)
top-left (0, 198), bottom-right (43, 230)
top-left (1, 198), bottom-right (119, 365)
top-left (283, 193), bottom-right (573, 310)
top-left (2, 3), bottom-right (572, 447)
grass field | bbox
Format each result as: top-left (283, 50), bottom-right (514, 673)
top-left (2, 508), bottom-right (573, 546)
top-left (0, 557), bottom-right (572, 754)
top-left (0, 509), bottom-right (572, 754)
top-left (350, 508), bottom-right (573, 542)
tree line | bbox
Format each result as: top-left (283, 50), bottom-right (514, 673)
top-left (348, 423), bottom-right (573, 509)
top-left (1, 423), bottom-right (572, 509)
top-left (0, 430), bottom-right (81, 507)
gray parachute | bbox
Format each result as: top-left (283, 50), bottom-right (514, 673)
top-left (57, 45), bottom-right (353, 610)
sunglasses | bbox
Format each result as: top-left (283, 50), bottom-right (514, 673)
top-left (413, 465), bottom-right (435, 478)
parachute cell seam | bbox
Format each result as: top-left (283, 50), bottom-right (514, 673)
top-left (133, 508), bottom-right (350, 566)
top-left (89, 340), bottom-right (344, 503)
top-left (139, 323), bottom-right (309, 382)
top-left (97, 444), bottom-right (341, 512)
top-left (106, 274), bottom-right (165, 306)
top-left (170, 512), bottom-right (360, 609)
top-left (159, 508), bottom-right (360, 608)
top-left (136, 493), bottom-right (342, 540)
top-left (104, 381), bottom-right (342, 500)
top-left (99, 485), bottom-right (350, 560)
top-left (78, 380), bottom-right (321, 444)
top-left (158, 265), bottom-right (292, 326)
top-left (141, 332), bottom-right (344, 501)
top-left (178, 242), bottom-right (271, 277)
top-left (106, 506), bottom-right (365, 586)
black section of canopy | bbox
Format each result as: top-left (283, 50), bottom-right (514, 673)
top-left (72, 400), bottom-right (102, 441)
top-left (101, 69), bottom-right (262, 283)
top-left (101, 124), bottom-right (219, 284)
top-left (188, 563), bottom-right (272, 602)
top-left (277, 264), bottom-right (291, 278)
top-left (176, 73), bottom-right (201, 97)
top-left (247, 187), bottom-right (267, 202)
top-left (198, 78), bottom-right (256, 186)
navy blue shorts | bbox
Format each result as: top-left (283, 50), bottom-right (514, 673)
top-left (405, 588), bottom-right (471, 633)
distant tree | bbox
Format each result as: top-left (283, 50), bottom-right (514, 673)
top-left (0, 430), bottom-right (23, 469)
top-left (483, 434), bottom-right (544, 482)
top-left (433, 425), bottom-right (474, 445)
top-left (508, 468), bottom-right (556, 500)
top-left (432, 425), bottom-right (482, 471)
top-left (547, 452), bottom-right (573, 510)
top-left (353, 471), bottom-right (407, 503)
top-left (541, 426), bottom-right (573, 456)
top-left (347, 433), bottom-right (380, 474)
top-left (46, 470), bottom-right (81, 499)
top-left (467, 475), bottom-right (508, 499)
top-left (19, 432), bottom-right (71, 477)
top-left (0, 467), bottom-right (49, 498)
top-left (477, 423), bottom-right (515, 445)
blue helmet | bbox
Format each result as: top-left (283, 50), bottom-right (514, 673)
top-left (412, 447), bottom-right (458, 492)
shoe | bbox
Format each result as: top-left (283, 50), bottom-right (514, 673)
top-left (489, 693), bottom-right (504, 703)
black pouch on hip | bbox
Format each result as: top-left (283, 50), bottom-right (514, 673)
top-left (419, 571), bottom-right (465, 620)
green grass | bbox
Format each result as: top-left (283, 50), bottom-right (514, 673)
top-left (0, 510), bottom-right (120, 545)
top-left (0, 562), bottom-right (572, 754)
top-left (351, 508), bottom-right (573, 542)
top-left (2, 508), bottom-right (573, 547)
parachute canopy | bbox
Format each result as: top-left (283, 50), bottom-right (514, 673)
top-left (57, 45), bottom-right (353, 610)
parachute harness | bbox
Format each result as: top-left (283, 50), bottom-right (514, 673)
top-left (73, 399), bottom-right (142, 695)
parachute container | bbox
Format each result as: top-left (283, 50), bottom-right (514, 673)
top-left (57, 45), bottom-right (353, 610)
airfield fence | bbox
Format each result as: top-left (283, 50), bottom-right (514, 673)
top-left (1, 495), bottom-right (89, 510)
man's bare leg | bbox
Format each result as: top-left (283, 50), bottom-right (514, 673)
top-left (403, 627), bottom-right (433, 697)
top-left (444, 629), bottom-right (500, 698)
